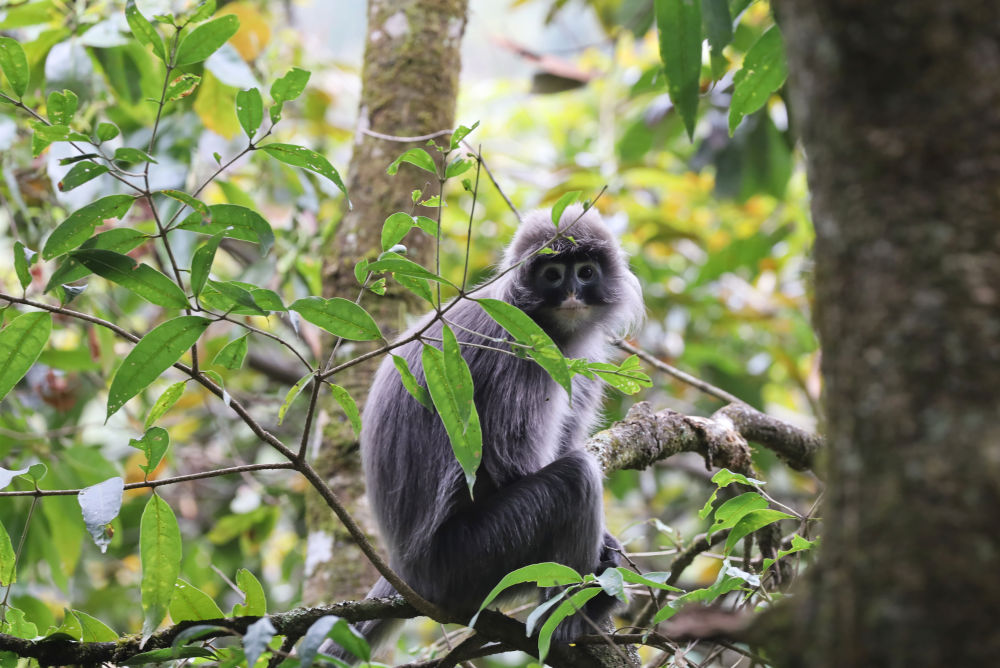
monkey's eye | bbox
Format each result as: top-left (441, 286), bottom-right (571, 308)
top-left (541, 264), bottom-right (565, 286)
top-left (575, 262), bottom-right (598, 282)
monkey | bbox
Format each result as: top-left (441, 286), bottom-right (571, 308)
top-left (325, 204), bottom-right (644, 662)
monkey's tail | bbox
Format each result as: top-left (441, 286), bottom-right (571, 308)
top-left (318, 578), bottom-right (404, 666)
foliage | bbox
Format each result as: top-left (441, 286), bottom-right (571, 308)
top-left (0, 0), bottom-right (819, 666)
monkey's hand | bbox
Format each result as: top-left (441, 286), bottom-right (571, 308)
top-left (598, 530), bottom-right (623, 573)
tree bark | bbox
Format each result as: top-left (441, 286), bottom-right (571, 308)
top-left (305, 0), bottom-right (469, 605)
top-left (770, 1), bottom-right (1000, 665)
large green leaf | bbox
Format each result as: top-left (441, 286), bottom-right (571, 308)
top-left (70, 249), bottom-right (189, 308)
top-left (107, 316), bottom-right (211, 418)
top-left (728, 26), bottom-right (788, 133)
top-left (235, 87), bottom-right (262, 138)
top-left (177, 203), bottom-right (274, 254)
top-left (140, 495), bottom-right (182, 639)
top-left (232, 568), bottom-right (266, 616)
top-left (289, 297), bottom-right (382, 341)
top-left (329, 384), bottom-right (361, 436)
top-left (174, 14), bottom-right (239, 67)
top-left (476, 298), bottom-right (572, 399)
top-left (125, 1), bottom-right (166, 62)
top-left (258, 143), bottom-right (348, 200)
top-left (0, 37), bottom-right (29, 97)
top-left (422, 343), bottom-right (482, 493)
top-left (0, 519), bottom-right (16, 586)
top-left (538, 587), bottom-right (603, 660)
top-left (269, 66), bottom-right (310, 103)
top-left (58, 162), bottom-right (109, 192)
top-left (190, 233), bottom-right (224, 298)
top-left (469, 562), bottom-right (583, 626)
top-left (365, 253), bottom-right (456, 288)
top-left (723, 508), bottom-right (794, 555)
top-left (46, 89), bottom-right (78, 125)
top-left (42, 196), bottom-right (136, 259)
top-left (386, 147), bottom-right (437, 176)
top-left (212, 334), bottom-right (248, 370)
top-left (655, 0), bottom-right (703, 139)
top-left (441, 325), bottom-right (474, 426)
top-left (169, 579), bottom-right (224, 622)
top-left (0, 311), bottom-right (51, 402)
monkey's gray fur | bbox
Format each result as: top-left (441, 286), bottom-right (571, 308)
top-left (325, 205), bottom-right (643, 662)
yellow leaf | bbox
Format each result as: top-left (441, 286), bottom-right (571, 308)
top-left (194, 71), bottom-right (240, 139)
top-left (218, 2), bottom-right (271, 61)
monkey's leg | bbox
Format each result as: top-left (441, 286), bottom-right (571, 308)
top-left (425, 450), bottom-right (618, 627)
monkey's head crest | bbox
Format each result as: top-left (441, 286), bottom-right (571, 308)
top-left (498, 204), bottom-right (645, 339)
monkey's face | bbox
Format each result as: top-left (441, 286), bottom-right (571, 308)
top-left (525, 253), bottom-right (613, 340)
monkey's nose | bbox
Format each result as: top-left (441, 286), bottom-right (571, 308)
top-left (559, 294), bottom-right (587, 310)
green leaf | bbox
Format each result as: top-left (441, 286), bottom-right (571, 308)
top-left (762, 534), bottom-right (816, 573)
top-left (166, 73), bottom-right (201, 100)
top-left (232, 568), bottom-right (267, 616)
top-left (329, 383), bottom-right (362, 436)
top-left (525, 589), bottom-right (568, 637)
top-left (46, 229), bottom-right (147, 291)
top-left (413, 215), bottom-right (438, 236)
top-left (448, 121), bottom-right (479, 151)
top-left (538, 586), bottom-right (603, 660)
top-left (712, 468), bottom-right (764, 487)
top-left (186, 0), bottom-right (218, 23)
top-left (169, 579), bottom-right (225, 622)
top-left (707, 491), bottom-right (768, 537)
top-left (13, 241), bottom-right (35, 290)
top-left (140, 495), bottom-right (182, 639)
top-left (278, 372), bottom-right (313, 425)
top-left (365, 253), bottom-right (456, 288)
top-left (113, 147), bottom-right (157, 164)
top-left (129, 427), bottom-right (170, 475)
top-left (616, 568), bottom-right (681, 592)
top-left (422, 343), bottom-right (482, 494)
top-left (0, 37), bottom-right (29, 97)
top-left (655, 0), bottom-right (702, 139)
top-left (0, 311), bottom-right (51, 402)
top-left (381, 211), bottom-right (415, 251)
top-left (243, 617), bottom-right (276, 668)
top-left (0, 519), bottom-right (16, 586)
top-left (258, 143), bottom-right (349, 201)
top-left (174, 14), bottom-right (239, 67)
top-left (394, 273), bottom-right (434, 304)
top-left (470, 563), bottom-right (583, 627)
top-left (190, 233), bottom-right (224, 298)
top-left (723, 508), bottom-right (794, 555)
top-left (289, 297), bottom-right (382, 341)
top-left (58, 161), bottom-right (109, 192)
top-left (47, 89), bottom-right (78, 125)
top-left (444, 157), bottom-right (472, 179)
top-left (391, 355), bottom-right (432, 410)
top-left (72, 610), bottom-right (118, 642)
top-left (207, 279), bottom-right (266, 316)
top-left (160, 189), bottom-right (209, 218)
top-left (212, 334), bottom-right (248, 370)
top-left (551, 190), bottom-right (582, 227)
top-left (586, 355), bottom-right (653, 394)
top-left (78, 476), bottom-right (124, 553)
top-left (654, 566), bottom-right (746, 623)
top-left (122, 647), bottom-right (216, 666)
top-left (270, 66), bottom-right (310, 103)
top-left (702, 0), bottom-right (733, 59)
top-left (42, 195), bottom-right (136, 259)
top-left (441, 325), bottom-right (474, 426)
top-left (729, 26), bottom-right (787, 133)
top-left (477, 298), bottom-right (573, 399)
top-left (70, 249), bottom-right (189, 309)
top-left (126, 1), bottom-right (166, 62)
top-left (107, 316), bottom-right (211, 419)
top-left (144, 381), bottom-right (186, 430)
top-left (178, 203), bottom-right (274, 254)
top-left (235, 87), bottom-right (262, 138)
top-left (1, 607), bottom-right (37, 639)
top-left (386, 147), bottom-right (437, 176)
top-left (96, 122), bottom-right (120, 142)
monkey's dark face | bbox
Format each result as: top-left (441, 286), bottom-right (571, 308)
top-left (523, 252), bottom-right (613, 341)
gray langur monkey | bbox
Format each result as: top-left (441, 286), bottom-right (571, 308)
top-left (327, 204), bottom-right (644, 661)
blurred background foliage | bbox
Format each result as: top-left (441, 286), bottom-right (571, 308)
top-left (0, 0), bottom-right (818, 664)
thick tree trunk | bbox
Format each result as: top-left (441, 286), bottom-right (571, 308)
top-left (304, 0), bottom-right (469, 605)
top-left (771, 1), bottom-right (1000, 665)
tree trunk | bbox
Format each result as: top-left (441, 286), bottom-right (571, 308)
top-left (771, 1), bottom-right (1000, 664)
top-left (304, 0), bottom-right (469, 605)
